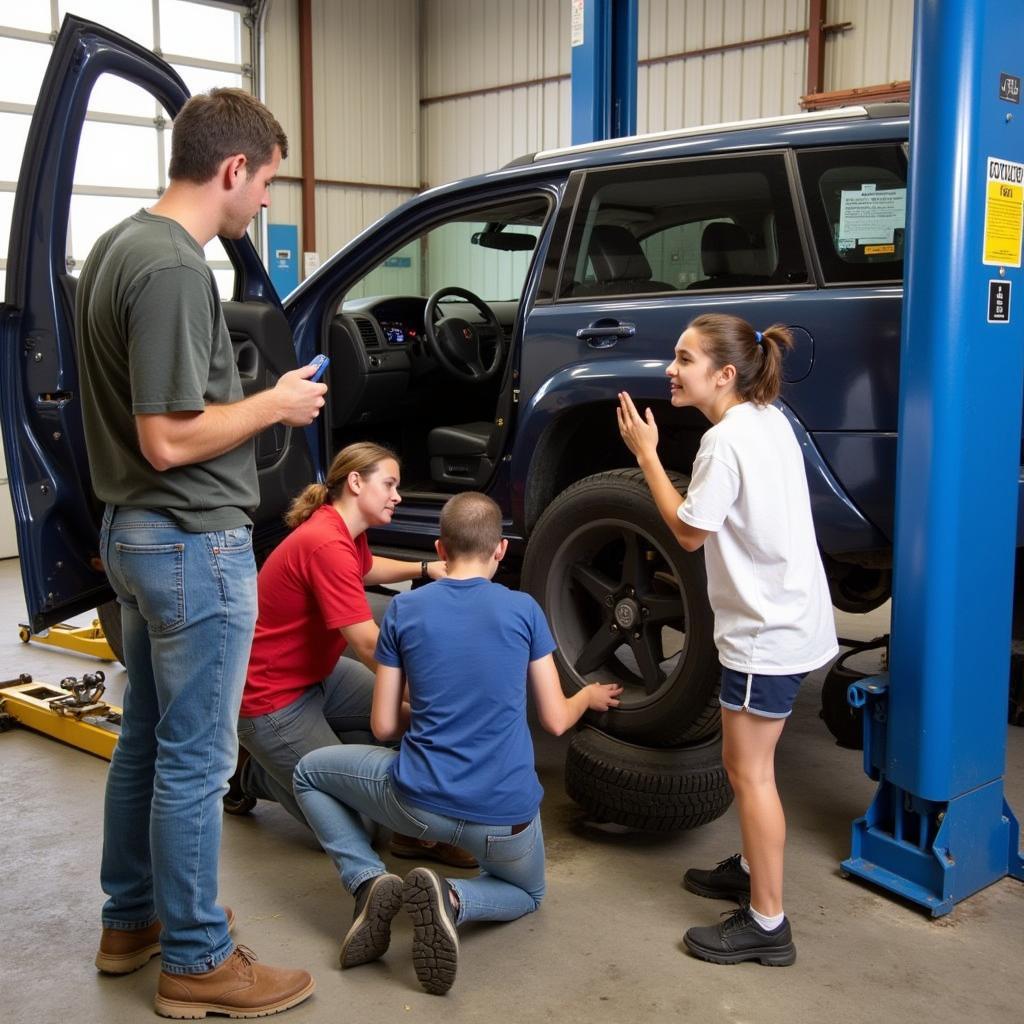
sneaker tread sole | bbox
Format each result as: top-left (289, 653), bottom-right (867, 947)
top-left (340, 875), bottom-right (403, 969)
top-left (403, 868), bottom-right (458, 995)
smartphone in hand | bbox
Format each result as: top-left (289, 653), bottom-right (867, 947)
top-left (308, 353), bottom-right (330, 383)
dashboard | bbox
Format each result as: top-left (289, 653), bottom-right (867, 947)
top-left (326, 294), bottom-right (518, 426)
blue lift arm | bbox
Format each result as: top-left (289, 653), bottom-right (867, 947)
top-left (571, 0), bottom-right (637, 145)
top-left (843, 0), bottom-right (1024, 915)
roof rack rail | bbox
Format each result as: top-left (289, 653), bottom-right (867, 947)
top-left (529, 106), bottom-right (872, 164)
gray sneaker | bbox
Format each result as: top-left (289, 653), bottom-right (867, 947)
top-left (402, 867), bottom-right (459, 995)
top-left (683, 853), bottom-right (751, 903)
top-left (340, 873), bottom-right (404, 969)
top-left (684, 907), bottom-right (796, 966)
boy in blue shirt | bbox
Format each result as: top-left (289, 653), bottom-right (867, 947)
top-left (293, 492), bottom-right (621, 995)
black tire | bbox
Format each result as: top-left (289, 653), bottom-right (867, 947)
top-left (96, 599), bottom-right (126, 666)
top-left (819, 661), bottom-right (865, 749)
top-left (565, 727), bottom-right (733, 832)
top-left (823, 556), bottom-right (891, 614)
top-left (522, 469), bottom-right (720, 745)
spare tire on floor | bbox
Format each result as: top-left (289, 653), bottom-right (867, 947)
top-left (565, 727), bottom-right (733, 832)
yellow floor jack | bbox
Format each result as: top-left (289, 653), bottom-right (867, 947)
top-left (17, 619), bottom-right (117, 661)
top-left (0, 671), bottom-right (119, 760)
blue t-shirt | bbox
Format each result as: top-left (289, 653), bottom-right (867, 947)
top-left (374, 576), bottom-right (556, 824)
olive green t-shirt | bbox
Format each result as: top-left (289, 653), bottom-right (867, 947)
top-left (75, 210), bottom-right (258, 532)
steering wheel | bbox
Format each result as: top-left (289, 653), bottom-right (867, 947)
top-left (423, 286), bottom-right (507, 384)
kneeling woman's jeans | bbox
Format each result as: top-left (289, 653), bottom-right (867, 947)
top-left (293, 745), bottom-right (545, 924)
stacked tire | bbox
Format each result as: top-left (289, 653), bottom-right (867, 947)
top-left (565, 727), bottom-right (732, 832)
top-left (523, 469), bottom-right (733, 832)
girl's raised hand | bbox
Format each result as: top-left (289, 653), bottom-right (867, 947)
top-left (617, 391), bottom-right (659, 462)
top-left (587, 682), bottom-right (624, 711)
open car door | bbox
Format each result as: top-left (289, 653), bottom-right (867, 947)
top-left (0, 16), bottom-right (314, 633)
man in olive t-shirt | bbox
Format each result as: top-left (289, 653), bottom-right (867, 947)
top-left (77, 89), bottom-right (321, 1018)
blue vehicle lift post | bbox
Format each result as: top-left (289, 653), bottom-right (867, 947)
top-left (843, 0), bottom-right (1024, 914)
top-left (571, 0), bottom-right (637, 145)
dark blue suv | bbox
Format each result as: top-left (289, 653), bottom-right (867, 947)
top-left (3, 18), bottom-right (921, 828)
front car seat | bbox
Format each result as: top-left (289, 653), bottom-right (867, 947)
top-left (572, 225), bottom-right (675, 297)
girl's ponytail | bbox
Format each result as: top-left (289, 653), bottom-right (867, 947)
top-left (688, 314), bottom-right (793, 406)
top-left (747, 324), bottom-right (793, 406)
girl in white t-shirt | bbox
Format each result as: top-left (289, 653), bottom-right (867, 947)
top-left (617, 312), bottom-right (837, 968)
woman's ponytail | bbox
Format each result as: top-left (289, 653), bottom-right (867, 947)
top-left (285, 482), bottom-right (330, 529)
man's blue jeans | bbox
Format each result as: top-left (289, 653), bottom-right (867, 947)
top-left (98, 506), bottom-right (257, 974)
top-left (237, 658), bottom-right (375, 825)
top-left (293, 745), bottom-right (546, 924)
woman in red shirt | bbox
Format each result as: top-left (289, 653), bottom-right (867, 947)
top-left (228, 441), bottom-right (472, 868)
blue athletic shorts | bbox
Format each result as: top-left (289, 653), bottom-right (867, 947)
top-left (719, 668), bottom-right (807, 718)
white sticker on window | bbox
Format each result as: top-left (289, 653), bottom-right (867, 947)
top-left (838, 185), bottom-right (907, 246)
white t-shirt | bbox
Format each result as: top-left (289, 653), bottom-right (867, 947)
top-left (678, 401), bottom-right (838, 675)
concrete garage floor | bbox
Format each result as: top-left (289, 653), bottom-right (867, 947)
top-left (1, 554), bottom-right (1022, 1024)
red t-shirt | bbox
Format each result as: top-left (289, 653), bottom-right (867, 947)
top-left (240, 504), bottom-right (374, 717)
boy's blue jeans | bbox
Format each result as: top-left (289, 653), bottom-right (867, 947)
top-left (98, 506), bottom-right (257, 974)
top-left (293, 745), bottom-right (546, 924)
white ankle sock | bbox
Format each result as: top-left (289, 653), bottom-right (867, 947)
top-left (749, 905), bottom-right (784, 931)
top-left (739, 855), bottom-right (750, 874)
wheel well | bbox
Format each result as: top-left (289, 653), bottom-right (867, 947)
top-left (523, 401), bottom-right (705, 533)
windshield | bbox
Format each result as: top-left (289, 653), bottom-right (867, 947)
top-left (344, 197), bottom-right (548, 303)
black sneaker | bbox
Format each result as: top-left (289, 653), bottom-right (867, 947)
top-left (683, 907), bottom-right (796, 966)
top-left (402, 867), bottom-right (459, 995)
top-left (223, 748), bottom-right (257, 816)
top-left (683, 853), bottom-right (751, 903)
top-left (340, 873), bottom-right (404, 968)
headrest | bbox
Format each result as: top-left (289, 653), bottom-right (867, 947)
top-left (588, 225), bottom-right (653, 283)
top-left (700, 221), bottom-right (771, 278)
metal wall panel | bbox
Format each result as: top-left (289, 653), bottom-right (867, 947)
top-left (638, 0), bottom-right (808, 131)
top-left (825, 0), bottom-right (914, 90)
top-left (263, 0), bottom-right (419, 266)
top-left (312, 0), bottom-right (419, 187)
top-left (263, 0), bottom-right (302, 181)
top-left (420, 0), bottom-right (571, 186)
top-left (262, 0), bottom-right (915, 269)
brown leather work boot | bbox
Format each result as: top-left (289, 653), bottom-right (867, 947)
top-left (95, 907), bottom-right (236, 975)
top-left (154, 945), bottom-right (314, 1019)
top-left (389, 834), bottom-right (478, 870)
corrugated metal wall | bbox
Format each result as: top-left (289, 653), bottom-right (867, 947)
top-left (263, 0), bottom-right (420, 269)
top-left (262, 0), bottom-right (914, 268)
top-left (420, 0), bottom-right (571, 186)
top-left (825, 0), bottom-right (914, 91)
top-left (637, 0), bottom-right (809, 130)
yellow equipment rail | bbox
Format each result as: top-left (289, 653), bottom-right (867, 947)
top-left (18, 620), bottom-right (116, 661)
top-left (0, 674), bottom-right (119, 760)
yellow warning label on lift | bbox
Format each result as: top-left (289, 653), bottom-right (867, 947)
top-left (865, 244), bottom-right (895, 255)
top-left (983, 156), bottom-right (1024, 267)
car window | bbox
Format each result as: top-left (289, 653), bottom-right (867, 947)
top-left (558, 153), bottom-right (807, 299)
top-left (797, 144), bottom-right (907, 284)
top-left (345, 197), bottom-right (548, 303)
